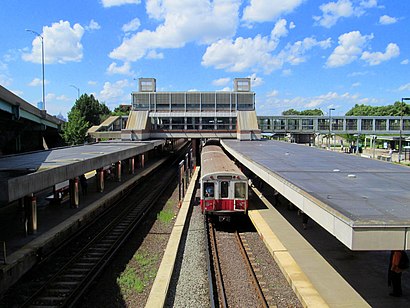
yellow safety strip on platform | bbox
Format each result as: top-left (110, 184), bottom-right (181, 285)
top-left (248, 186), bottom-right (329, 308)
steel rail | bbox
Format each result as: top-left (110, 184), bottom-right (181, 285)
top-left (205, 216), bottom-right (217, 308)
top-left (207, 217), bottom-right (228, 308)
top-left (235, 231), bottom-right (269, 308)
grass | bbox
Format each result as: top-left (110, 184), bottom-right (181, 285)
top-left (117, 267), bottom-right (145, 293)
top-left (157, 200), bottom-right (175, 224)
top-left (117, 251), bottom-right (158, 295)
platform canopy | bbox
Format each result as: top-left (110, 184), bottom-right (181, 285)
top-left (0, 140), bottom-right (164, 204)
top-left (222, 139), bottom-right (410, 251)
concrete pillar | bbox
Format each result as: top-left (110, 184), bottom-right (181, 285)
top-left (115, 161), bottom-right (122, 182)
top-left (96, 168), bottom-right (105, 192)
top-left (24, 194), bottom-right (37, 235)
top-left (69, 177), bottom-right (79, 208)
top-left (140, 154), bottom-right (145, 168)
top-left (129, 157), bottom-right (135, 174)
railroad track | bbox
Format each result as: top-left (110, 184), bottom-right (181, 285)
top-left (1, 145), bottom-right (190, 307)
top-left (206, 216), bottom-right (268, 308)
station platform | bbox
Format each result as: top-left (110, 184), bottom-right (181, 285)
top-left (249, 185), bottom-right (410, 307)
top-left (222, 139), bottom-right (410, 251)
top-left (0, 157), bottom-right (166, 295)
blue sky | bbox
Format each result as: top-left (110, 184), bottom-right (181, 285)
top-left (0, 0), bottom-right (409, 119)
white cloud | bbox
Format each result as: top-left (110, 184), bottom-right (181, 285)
top-left (314, 0), bottom-right (356, 28)
top-left (28, 78), bottom-right (50, 86)
top-left (101, 0), bottom-right (140, 8)
top-left (23, 20), bottom-right (84, 64)
top-left (85, 19), bottom-right (101, 31)
top-left (212, 77), bottom-right (230, 86)
top-left (242, 0), bottom-right (304, 23)
top-left (202, 18), bottom-right (329, 74)
top-left (267, 90), bottom-right (279, 97)
top-left (47, 93), bottom-right (71, 102)
top-left (249, 73), bottom-right (263, 87)
top-left (271, 19), bottom-right (289, 40)
top-left (360, 0), bottom-right (378, 8)
top-left (202, 36), bottom-right (281, 74)
top-left (0, 60), bottom-right (12, 86)
top-left (361, 43), bottom-right (399, 65)
top-left (122, 18), bottom-right (141, 33)
top-left (352, 82), bottom-right (361, 87)
top-left (88, 80), bottom-right (98, 85)
top-left (202, 30), bottom-right (330, 74)
top-left (314, 0), bottom-right (378, 28)
top-left (263, 91), bottom-right (362, 115)
top-left (326, 31), bottom-right (373, 67)
top-left (398, 83), bottom-right (410, 92)
top-left (106, 62), bottom-right (134, 75)
top-left (146, 50), bottom-right (164, 59)
top-left (110, 0), bottom-right (241, 62)
top-left (56, 94), bottom-right (71, 101)
top-left (98, 79), bottom-right (131, 107)
top-left (0, 74), bottom-right (12, 87)
top-left (379, 15), bottom-right (398, 25)
top-left (281, 37), bottom-right (331, 65)
top-left (219, 87), bottom-right (231, 91)
top-left (282, 69), bottom-right (292, 76)
top-left (401, 59), bottom-right (409, 65)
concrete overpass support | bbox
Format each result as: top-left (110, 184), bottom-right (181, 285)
top-left (69, 178), bottom-right (79, 208)
top-left (139, 154), bottom-right (145, 168)
top-left (115, 161), bottom-right (122, 182)
top-left (129, 157), bottom-right (135, 174)
top-left (24, 194), bottom-right (37, 235)
top-left (96, 168), bottom-right (105, 192)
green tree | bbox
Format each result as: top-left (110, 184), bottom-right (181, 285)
top-left (62, 109), bottom-right (90, 145)
top-left (73, 94), bottom-right (111, 126)
top-left (112, 105), bottom-right (131, 116)
top-left (282, 109), bottom-right (301, 115)
top-left (300, 109), bottom-right (323, 116)
top-left (345, 102), bottom-right (410, 116)
top-left (282, 108), bottom-right (323, 116)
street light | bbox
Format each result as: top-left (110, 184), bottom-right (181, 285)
top-left (328, 108), bottom-right (335, 150)
top-left (399, 97), bottom-right (410, 163)
top-left (70, 85), bottom-right (80, 99)
top-left (26, 29), bottom-right (45, 111)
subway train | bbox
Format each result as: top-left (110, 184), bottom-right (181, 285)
top-left (200, 144), bottom-right (248, 215)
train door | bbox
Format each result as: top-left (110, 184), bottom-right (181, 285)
top-left (234, 181), bottom-right (247, 212)
top-left (220, 181), bottom-right (229, 210)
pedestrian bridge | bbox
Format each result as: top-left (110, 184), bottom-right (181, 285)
top-left (258, 115), bottom-right (410, 135)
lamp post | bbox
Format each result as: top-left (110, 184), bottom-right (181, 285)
top-left (26, 29), bottom-right (45, 111)
top-left (328, 108), bottom-right (335, 150)
top-left (399, 97), bottom-right (410, 163)
top-left (70, 85), bottom-right (80, 99)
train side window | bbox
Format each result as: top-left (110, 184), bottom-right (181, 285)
top-left (234, 182), bottom-right (246, 199)
top-left (204, 182), bottom-right (214, 198)
top-left (220, 181), bottom-right (229, 198)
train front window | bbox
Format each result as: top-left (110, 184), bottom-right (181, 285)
top-left (204, 182), bottom-right (214, 198)
top-left (234, 182), bottom-right (246, 199)
top-left (220, 181), bottom-right (229, 198)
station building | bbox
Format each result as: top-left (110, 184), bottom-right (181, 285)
top-left (88, 78), bottom-right (261, 141)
